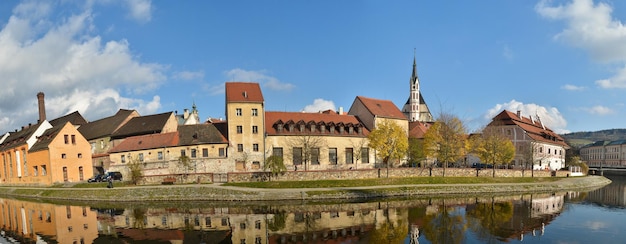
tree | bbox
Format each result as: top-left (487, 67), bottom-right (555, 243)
top-left (128, 158), bottom-right (143, 185)
top-left (408, 138), bottom-right (427, 167)
top-left (469, 126), bottom-right (516, 177)
top-left (263, 155), bottom-right (286, 181)
top-left (351, 138), bottom-right (368, 168)
top-left (367, 119), bottom-right (408, 175)
top-left (287, 135), bottom-right (326, 171)
top-left (423, 113), bottom-right (467, 177)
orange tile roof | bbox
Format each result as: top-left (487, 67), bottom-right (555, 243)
top-left (489, 110), bottom-right (569, 148)
top-left (354, 96), bottom-right (406, 120)
top-left (409, 121), bottom-right (432, 139)
top-left (225, 82), bottom-right (264, 103)
top-left (109, 132), bottom-right (179, 153)
top-left (265, 111), bottom-right (369, 136)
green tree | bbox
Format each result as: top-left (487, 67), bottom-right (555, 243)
top-left (128, 158), bottom-right (143, 185)
top-left (421, 200), bottom-right (467, 244)
top-left (423, 113), bottom-right (467, 176)
top-left (408, 138), bottom-right (426, 167)
top-left (470, 126), bottom-right (516, 177)
top-left (263, 155), bottom-right (286, 181)
top-left (567, 155), bottom-right (588, 174)
top-left (367, 119), bottom-right (408, 176)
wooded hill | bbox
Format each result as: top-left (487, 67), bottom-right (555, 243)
top-left (561, 129), bottom-right (626, 148)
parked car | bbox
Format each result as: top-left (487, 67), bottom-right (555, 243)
top-left (87, 174), bottom-right (105, 183)
top-left (104, 172), bottom-right (123, 181)
top-left (471, 163), bottom-right (493, 169)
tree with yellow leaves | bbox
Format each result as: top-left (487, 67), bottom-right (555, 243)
top-left (469, 126), bottom-right (516, 177)
top-left (423, 113), bottom-right (467, 177)
top-left (367, 119), bottom-right (408, 174)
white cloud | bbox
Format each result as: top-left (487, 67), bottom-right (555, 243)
top-left (225, 68), bottom-right (295, 91)
top-left (0, 2), bottom-right (165, 132)
top-left (302, 99), bottom-right (336, 112)
top-left (561, 84), bottom-right (586, 91)
top-left (582, 105), bottom-right (614, 115)
top-left (173, 71), bottom-right (204, 81)
top-left (536, 0), bottom-right (626, 88)
top-left (123, 0), bottom-right (153, 23)
top-left (485, 100), bottom-right (569, 134)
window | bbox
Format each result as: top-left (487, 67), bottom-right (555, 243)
top-left (255, 237), bottom-right (262, 244)
top-left (63, 167), bottom-right (68, 181)
top-left (138, 153), bottom-right (144, 162)
top-left (273, 147), bottom-right (283, 160)
top-left (64, 135), bottom-right (69, 144)
top-left (237, 144), bottom-right (243, 152)
top-left (121, 155), bottom-right (126, 163)
top-left (255, 220), bottom-right (261, 229)
top-left (236, 108), bottom-right (242, 116)
top-left (329, 148), bottom-right (337, 164)
top-left (61, 153), bottom-right (67, 159)
top-left (236, 126), bottom-right (243, 134)
top-left (41, 165), bottom-right (47, 176)
top-left (362, 148), bottom-right (369, 163)
top-left (205, 217), bottom-right (212, 227)
top-left (240, 222), bottom-right (246, 229)
top-left (202, 148), bottom-right (208, 157)
top-left (219, 148), bottom-right (225, 157)
top-left (195, 216), bottom-right (200, 226)
top-left (79, 166), bottom-right (83, 181)
top-left (71, 135), bottom-right (76, 144)
top-left (78, 153), bottom-right (82, 158)
top-left (221, 218), bottom-right (228, 226)
top-left (33, 166), bottom-right (38, 176)
top-left (162, 216), bottom-right (168, 226)
top-left (158, 151), bottom-right (163, 160)
top-left (181, 149), bottom-right (186, 157)
top-left (100, 140), bottom-right (104, 149)
top-left (252, 108), bottom-right (258, 116)
top-left (311, 148), bottom-right (320, 165)
top-left (253, 144), bottom-right (259, 152)
top-left (293, 147), bottom-right (302, 165)
top-left (346, 148), bottom-right (353, 164)
top-left (191, 149), bottom-right (197, 158)
top-left (252, 125), bottom-right (258, 134)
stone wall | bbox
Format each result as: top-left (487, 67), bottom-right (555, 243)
top-left (226, 167), bottom-right (572, 183)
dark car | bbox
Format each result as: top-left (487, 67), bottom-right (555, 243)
top-left (471, 163), bottom-right (493, 169)
top-left (104, 172), bottom-right (123, 181)
top-left (87, 174), bottom-right (105, 183)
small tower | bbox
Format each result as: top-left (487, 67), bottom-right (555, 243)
top-left (402, 51), bottom-right (433, 123)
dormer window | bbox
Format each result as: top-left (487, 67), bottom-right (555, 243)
top-left (358, 127), bottom-right (363, 134)
top-left (339, 126), bottom-right (344, 134)
top-left (300, 124), bottom-right (305, 132)
top-left (277, 124), bottom-right (283, 133)
top-left (310, 124), bottom-right (316, 132)
top-left (320, 125), bottom-right (326, 133)
top-left (288, 124), bottom-right (294, 132)
top-left (348, 127), bottom-right (354, 134)
top-left (330, 126), bottom-right (335, 133)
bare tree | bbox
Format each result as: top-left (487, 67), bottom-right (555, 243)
top-left (286, 135), bottom-right (326, 171)
top-left (351, 138), bottom-right (368, 169)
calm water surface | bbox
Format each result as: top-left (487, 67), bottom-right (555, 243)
top-left (0, 175), bottom-right (624, 244)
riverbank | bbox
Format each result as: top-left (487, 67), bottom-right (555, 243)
top-left (0, 176), bottom-right (611, 202)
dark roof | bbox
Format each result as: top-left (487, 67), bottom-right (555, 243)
top-left (225, 82), bottom-right (264, 103)
top-left (353, 96), bottom-right (406, 120)
top-left (78, 109), bottom-right (138, 140)
top-left (265, 111), bottom-right (368, 136)
top-left (177, 124), bottom-right (228, 146)
top-left (49, 111), bottom-right (88, 127)
top-left (109, 132), bottom-right (179, 153)
top-left (110, 112), bottom-right (173, 139)
top-left (0, 122), bottom-right (46, 151)
top-left (29, 123), bottom-right (68, 153)
top-left (488, 110), bottom-right (569, 148)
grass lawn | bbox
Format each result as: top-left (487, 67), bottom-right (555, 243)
top-left (223, 177), bottom-right (561, 189)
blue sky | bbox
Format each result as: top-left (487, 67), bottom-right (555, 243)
top-left (1, 0), bottom-right (625, 134)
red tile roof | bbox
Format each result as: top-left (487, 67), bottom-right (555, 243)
top-left (409, 121), bottom-right (432, 139)
top-left (353, 96), bottom-right (406, 120)
top-left (265, 111), bottom-right (369, 136)
top-left (109, 132), bottom-right (179, 153)
top-left (225, 82), bottom-right (264, 103)
top-left (489, 110), bottom-right (569, 148)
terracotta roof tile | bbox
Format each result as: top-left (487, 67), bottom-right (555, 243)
top-left (109, 132), bottom-right (179, 153)
top-left (489, 110), bottom-right (569, 148)
top-left (225, 82), bottom-right (264, 103)
top-left (265, 111), bottom-right (369, 136)
top-left (409, 121), bottom-right (432, 139)
top-left (354, 96), bottom-right (406, 120)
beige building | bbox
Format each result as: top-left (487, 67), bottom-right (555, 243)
top-left (580, 140), bottom-right (626, 169)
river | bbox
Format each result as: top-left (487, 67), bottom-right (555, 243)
top-left (0, 175), bottom-right (624, 244)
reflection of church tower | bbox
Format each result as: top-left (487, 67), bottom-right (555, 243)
top-left (402, 52), bottom-right (433, 122)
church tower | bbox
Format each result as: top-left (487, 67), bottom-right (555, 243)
top-left (402, 52), bottom-right (433, 122)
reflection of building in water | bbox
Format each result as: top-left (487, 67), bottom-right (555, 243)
top-left (530, 193), bottom-right (564, 218)
top-left (586, 179), bottom-right (626, 207)
top-left (0, 198), bottom-right (98, 243)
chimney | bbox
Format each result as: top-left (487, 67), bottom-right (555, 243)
top-left (516, 110), bottom-right (521, 118)
top-left (339, 107), bottom-right (344, 115)
top-left (37, 92), bottom-right (46, 123)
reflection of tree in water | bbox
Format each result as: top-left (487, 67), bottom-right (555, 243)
top-left (132, 208), bottom-right (147, 229)
top-left (267, 211), bottom-right (286, 231)
top-left (466, 197), bottom-right (514, 242)
top-left (369, 208), bottom-right (409, 243)
top-left (421, 200), bottom-right (467, 244)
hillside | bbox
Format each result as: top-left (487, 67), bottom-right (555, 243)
top-left (561, 129), bottom-right (626, 148)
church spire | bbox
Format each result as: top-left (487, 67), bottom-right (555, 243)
top-left (411, 48), bottom-right (418, 84)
